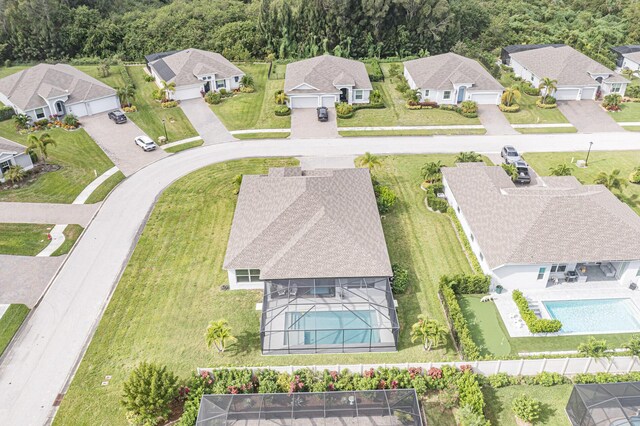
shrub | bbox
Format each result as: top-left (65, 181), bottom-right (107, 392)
top-left (4, 59), bottom-right (11, 68)
top-left (499, 103), bottom-right (520, 113)
top-left (577, 336), bottom-right (608, 358)
top-left (457, 371), bottom-right (484, 414)
top-left (626, 85), bottom-right (640, 99)
top-left (144, 74), bottom-right (156, 82)
top-left (457, 404), bottom-right (490, 426)
top-left (240, 74), bottom-right (255, 88)
top-left (460, 100), bottom-right (478, 115)
top-left (521, 84), bottom-right (540, 96)
top-left (121, 362), bottom-right (178, 426)
top-left (274, 105), bottom-right (291, 116)
top-left (391, 264), bottom-right (409, 294)
top-left (536, 97), bottom-right (557, 109)
top-left (336, 102), bottom-right (354, 119)
top-left (426, 183), bottom-right (448, 213)
top-left (0, 106), bottom-right (15, 121)
top-left (240, 86), bottom-right (255, 93)
top-left (512, 290), bottom-right (562, 333)
top-left (4, 165), bottom-right (26, 183)
top-left (161, 100), bottom-right (178, 109)
top-left (152, 89), bottom-right (164, 101)
top-left (629, 168), bottom-right (640, 184)
top-left (395, 80), bottom-right (410, 94)
top-left (438, 383), bottom-right (459, 410)
top-left (439, 284), bottom-right (482, 360)
top-left (370, 89), bottom-right (382, 104)
top-left (374, 183), bottom-right (397, 214)
top-left (368, 59), bottom-right (384, 82)
top-left (34, 118), bottom-right (50, 127)
top-left (440, 274), bottom-right (490, 295)
top-left (532, 371), bottom-right (566, 386)
top-left (488, 373), bottom-right (511, 388)
top-left (205, 91), bottom-right (222, 105)
top-left (439, 104), bottom-right (459, 112)
top-left (512, 394), bottom-right (541, 423)
top-left (388, 63), bottom-right (401, 79)
top-left (123, 105), bottom-right (137, 113)
top-left (602, 93), bottom-right (622, 111)
top-left (62, 114), bottom-right (79, 127)
top-left (219, 88), bottom-right (231, 98)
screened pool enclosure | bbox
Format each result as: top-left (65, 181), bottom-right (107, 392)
top-left (260, 277), bottom-right (399, 354)
top-left (196, 389), bottom-right (424, 425)
top-left (566, 382), bottom-right (640, 426)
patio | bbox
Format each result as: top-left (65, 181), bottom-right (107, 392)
top-left (546, 263), bottom-right (621, 287)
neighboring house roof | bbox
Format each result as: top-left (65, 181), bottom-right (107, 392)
top-left (403, 53), bottom-right (504, 91)
top-left (0, 137), bottom-right (23, 154)
top-left (509, 45), bottom-right (629, 85)
top-left (285, 55), bottom-right (372, 95)
top-left (148, 49), bottom-right (244, 87)
top-left (0, 64), bottom-right (116, 112)
top-left (144, 50), bottom-right (180, 64)
top-left (442, 163), bottom-right (640, 268)
top-left (623, 51), bottom-right (640, 64)
top-left (611, 45), bottom-right (640, 56)
top-left (224, 167), bottom-right (392, 280)
top-left (502, 44), bottom-right (565, 55)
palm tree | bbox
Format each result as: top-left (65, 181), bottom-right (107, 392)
top-left (240, 75), bottom-right (255, 88)
top-left (621, 68), bottom-right (635, 81)
top-left (420, 161), bottom-right (443, 183)
top-left (501, 163), bottom-right (518, 181)
top-left (455, 151), bottom-right (481, 163)
top-left (538, 77), bottom-right (558, 103)
top-left (594, 169), bottom-right (627, 192)
top-left (410, 315), bottom-right (448, 351)
top-left (4, 165), bottom-right (25, 184)
top-left (205, 319), bottom-right (235, 354)
top-left (357, 152), bottom-right (381, 170)
top-left (274, 91), bottom-right (288, 105)
top-left (160, 80), bottom-right (176, 101)
top-left (25, 133), bottom-right (57, 165)
top-left (549, 163), bottom-right (573, 176)
top-left (13, 113), bottom-right (31, 130)
top-left (501, 86), bottom-right (522, 107)
top-left (117, 84), bottom-right (136, 107)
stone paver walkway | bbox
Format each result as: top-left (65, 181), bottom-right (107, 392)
top-left (0, 203), bottom-right (97, 226)
top-left (0, 255), bottom-right (65, 308)
top-left (180, 99), bottom-right (235, 145)
top-left (558, 100), bottom-right (624, 133)
top-left (478, 105), bottom-right (518, 135)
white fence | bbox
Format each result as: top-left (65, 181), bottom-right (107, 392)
top-left (199, 356), bottom-right (640, 377)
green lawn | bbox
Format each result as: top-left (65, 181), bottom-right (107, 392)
top-left (0, 304), bottom-right (30, 356)
top-left (499, 74), bottom-right (569, 124)
top-left (337, 64), bottom-right (481, 127)
top-left (51, 224), bottom-right (84, 256)
top-left (164, 139), bottom-right (204, 154)
top-left (626, 126), bottom-right (640, 132)
top-left (0, 223), bottom-right (51, 255)
top-left (484, 385), bottom-right (572, 426)
top-left (459, 295), bottom-right (511, 357)
top-left (0, 65), bottom-right (30, 79)
top-left (339, 129), bottom-right (486, 137)
top-left (523, 150), bottom-right (640, 215)
top-left (610, 102), bottom-right (640, 122)
top-left (516, 127), bottom-right (577, 134)
top-left (54, 154), bottom-right (473, 425)
top-left (234, 132), bottom-right (290, 140)
top-left (0, 123), bottom-right (114, 203)
top-left (85, 171), bottom-right (125, 204)
top-left (209, 64), bottom-right (290, 131)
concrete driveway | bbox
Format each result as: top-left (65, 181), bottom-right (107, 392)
top-left (0, 255), bottom-right (65, 307)
top-left (291, 108), bottom-right (338, 139)
top-left (81, 114), bottom-right (168, 176)
top-left (180, 99), bottom-right (235, 145)
top-left (478, 105), bottom-right (518, 135)
top-left (557, 101), bottom-right (624, 133)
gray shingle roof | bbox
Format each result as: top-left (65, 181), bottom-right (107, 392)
top-left (0, 64), bottom-right (116, 112)
top-left (224, 167), bottom-right (392, 280)
top-left (623, 51), bottom-right (640, 64)
top-left (148, 49), bottom-right (244, 87)
top-left (285, 55), bottom-right (372, 95)
top-left (442, 163), bottom-right (640, 268)
top-left (404, 53), bottom-right (504, 91)
top-left (0, 137), bottom-right (23, 154)
top-left (510, 45), bottom-right (629, 85)
top-left (611, 45), bottom-right (640, 56)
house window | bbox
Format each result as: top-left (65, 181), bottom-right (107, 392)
top-left (354, 90), bottom-right (363, 100)
top-left (537, 267), bottom-right (546, 280)
top-left (550, 264), bottom-right (567, 273)
top-left (35, 108), bottom-right (45, 119)
top-left (611, 83), bottom-right (622, 93)
top-left (470, 233), bottom-right (474, 242)
top-left (215, 79), bottom-right (226, 89)
top-left (236, 269), bottom-right (261, 283)
top-left (636, 269), bottom-right (640, 277)
top-left (234, 76), bottom-right (240, 83)
top-left (530, 75), bottom-right (534, 82)
top-left (479, 252), bottom-right (484, 261)
top-left (0, 160), bottom-right (11, 173)
top-left (424, 90), bottom-right (430, 98)
top-left (456, 205), bottom-right (460, 213)
top-left (443, 91), bottom-right (451, 100)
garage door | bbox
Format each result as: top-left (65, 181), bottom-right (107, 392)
top-left (86, 96), bottom-right (120, 116)
top-left (555, 88), bottom-right (580, 101)
top-left (580, 88), bottom-right (596, 100)
top-left (321, 96), bottom-right (336, 107)
top-left (290, 96), bottom-right (319, 109)
top-left (469, 92), bottom-right (500, 105)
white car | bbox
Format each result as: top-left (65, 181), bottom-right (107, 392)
top-left (134, 135), bottom-right (157, 152)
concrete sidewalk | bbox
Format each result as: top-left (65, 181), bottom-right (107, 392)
top-left (0, 203), bottom-right (98, 226)
top-left (180, 99), bottom-right (235, 145)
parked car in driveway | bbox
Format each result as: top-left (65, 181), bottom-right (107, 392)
top-left (134, 135), bottom-right (157, 152)
top-left (501, 145), bottom-right (521, 164)
top-left (317, 106), bottom-right (329, 122)
top-left (513, 160), bottom-right (531, 184)
top-left (108, 110), bottom-right (127, 124)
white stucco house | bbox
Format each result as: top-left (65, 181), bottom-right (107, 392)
top-left (145, 49), bottom-right (245, 101)
top-left (441, 163), bottom-right (640, 291)
top-left (403, 53), bottom-right (504, 105)
top-left (611, 45), bottom-right (640, 75)
top-left (0, 139), bottom-right (34, 183)
top-left (284, 55), bottom-right (372, 108)
top-left (0, 64), bottom-right (119, 121)
top-left (502, 44), bottom-right (629, 100)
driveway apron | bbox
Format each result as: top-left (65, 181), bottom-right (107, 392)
top-left (0, 202), bottom-right (98, 225)
top-left (557, 101), bottom-right (624, 133)
top-left (180, 99), bottom-right (235, 145)
top-left (478, 105), bottom-right (518, 135)
top-left (0, 255), bottom-right (65, 308)
top-left (291, 108), bottom-right (339, 139)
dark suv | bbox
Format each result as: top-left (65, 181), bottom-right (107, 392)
top-left (513, 160), bottom-right (531, 184)
top-left (108, 110), bottom-right (127, 124)
top-left (317, 106), bottom-right (329, 122)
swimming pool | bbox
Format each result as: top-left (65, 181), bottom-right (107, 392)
top-left (543, 298), bottom-right (640, 334)
top-left (286, 310), bottom-right (381, 345)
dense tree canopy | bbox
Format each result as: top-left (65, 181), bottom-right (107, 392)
top-left (0, 0), bottom-right (637, 65)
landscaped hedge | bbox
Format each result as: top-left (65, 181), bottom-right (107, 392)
top-left (425, 182), bottom-right (448, 212)
top-left (274, 105), bottom-right (291, 116)
top-left (353, 102), bottom-right (385, 110)
top-left (522, 84), bottom-right (540, 96)
top-left (536, 95), bottom-right (557, 109)
top-left (441, 274), bottom-right (490, 295)
top-left (512, 290), bottom-right (562, 333)
top-left (499, 103), bottom-right (520, 113)
top-left (439, 282), bottom-right (483, 361)
top-left (367, 59), bottom-right (384, 82)
top-left (0, 106), bottom-right (15, 121)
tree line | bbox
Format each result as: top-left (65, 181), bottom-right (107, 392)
top-left (0, 0), bottom-right (638, 67)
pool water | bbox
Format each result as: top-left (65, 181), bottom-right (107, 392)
top-left (543, 298), bottom-right (640, 334)
top-left (287, 310), bottom-right (381, 345)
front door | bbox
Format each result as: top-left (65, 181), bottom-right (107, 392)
top-left (203, 81), bottom-right (211, 93)
top-left (340, 88), bottom-right (348, 103)
top-left (55, 101), bottom-right (66, 116)
top-left (457, 86), bottom-right (466, 103)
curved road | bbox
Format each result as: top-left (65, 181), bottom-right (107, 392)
top-left (0, 132), bottom-right (639, 425)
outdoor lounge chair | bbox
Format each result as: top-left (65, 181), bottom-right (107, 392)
top-left (630, 282), bottom-right (638, 291)
top-left (290, 283), bottom-right (298, 297)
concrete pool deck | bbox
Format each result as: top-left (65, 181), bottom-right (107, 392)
top-left (492, 281), bottom-right (640, 337)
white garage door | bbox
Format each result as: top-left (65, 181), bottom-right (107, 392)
top-left (555, 88), bottom-right (580, 101)
top-left (469, 92), bottom-right (500, 105)
top-left (290, 96), bottom-right (319, 109)
top-left (86, 96), bottom-right (120, 116)
top-left (580, 88), bottom-right (596, 100)
top-left (174, 86), bottom-right (204, 101)
top-left (321, 96), bottom-right (336, 107)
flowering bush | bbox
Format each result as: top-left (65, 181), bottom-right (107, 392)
top-left (123, 105), bottom-right (137, 113)
top-left (161, 100), bottom-right (178, 109)
top-left (602, 93), bottom-right (622, 111)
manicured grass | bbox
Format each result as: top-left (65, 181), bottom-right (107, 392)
top-left (164, 139), bottom-right (204, 153)
top-left (610, 102), bottom-right (640, 122)
top-left (234, 132), bottom-right (290, 140)
top-left (458, 295), bottom-right (511, 357)
top-left (484, 384), bottom-right (572, 426)
top-left (499, 74), bottom-right (569, 124)
top-left (625, 126), bottom-right (640, 131)
top-left (0, 223), bottom-right (51, 255)
top-left (0, 123), bottom-right (115, 203)
top-left (74, 65), bottom-right (131, 94)
top-left (516, 127), bottom-right (577, 134)
top-left (337, 64), bottom-right (481, 127)
top-left (0, 304), bottom-right (30, 356)
top-left (339, 129), bottom-right (486, 137)
top-left (55, 155), bottom-right (471, 425)
top-left (523, 150), bottom-right (640, 215)
top-left (0, 65), bottom-right (30, 79)
top-left (85, 171), bottom-right (126, 204)
top-left (51, 224), bottom-right (84, 256)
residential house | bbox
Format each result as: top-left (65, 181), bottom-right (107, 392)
top-left (611, 45), bottom-right (640, 74)
top-left (284, 55), bottom-right (372, 108)
top-left (223, 167), bottom-right (398, 354)
top-left (403, 53), bottom-right (504, 105)
top-left (0, 139), bottom-right (34, 183)
top-left (441, 163), bottom-right (640, 291)
top-left (146, 49), bottom-right (245, 101)
top-left (502, 44), bottom-right (629, 100)
top-left (0, 64), bottom-right (119, 121)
